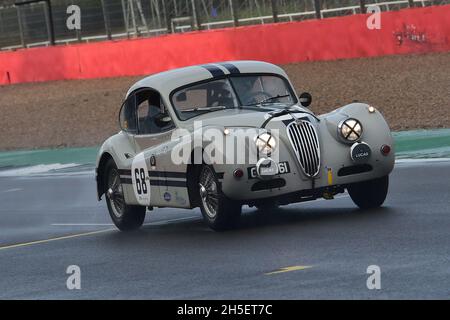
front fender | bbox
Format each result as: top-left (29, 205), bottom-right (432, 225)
top-left (96, 132), bottom-right (135, 200)
top-left (320, 102), bottom-right (395, 178)
top-left (322, 103), bottom-right (393, 147)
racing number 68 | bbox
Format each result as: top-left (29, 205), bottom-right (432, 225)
top-left (134, 168), bottom-right (148, 195)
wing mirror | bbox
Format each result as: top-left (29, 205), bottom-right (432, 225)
top-left (155, 113), bottom-right (172, 128)
top-left (299, 92), bottom-right (312, 108)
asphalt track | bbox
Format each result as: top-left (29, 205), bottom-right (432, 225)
top-left (0, 162), bottom-right (449, 299)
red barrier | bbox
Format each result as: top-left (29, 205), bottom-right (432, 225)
top-left (0, 5), bottom-right (449, 85)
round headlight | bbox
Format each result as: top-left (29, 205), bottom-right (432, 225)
top-left (255, 132), bottom-right (276, 155)
top-left (339, 118), bottom-right (363, 142)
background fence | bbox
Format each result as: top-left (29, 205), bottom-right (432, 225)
top-left (0, 0), bottom-right (449, 50)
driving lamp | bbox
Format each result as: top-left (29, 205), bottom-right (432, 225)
top-left (255, 132), bottom-right (276, 155)
top-left (339, 118), bottom-right (363, 142)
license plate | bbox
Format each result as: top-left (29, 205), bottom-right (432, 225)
top-left (248, 161), bottom-right (290, 179)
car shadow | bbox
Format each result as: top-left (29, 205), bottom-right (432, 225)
top-left (235, 205), bottom-right (395, 231)
top-left (102, 204), bottom-right (395, 243)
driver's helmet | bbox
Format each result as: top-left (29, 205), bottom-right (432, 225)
top-left (211, 81), bottom-right (234, 107)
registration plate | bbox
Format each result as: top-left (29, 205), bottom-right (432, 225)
top-left (248, 161), bottom-right (290, 179)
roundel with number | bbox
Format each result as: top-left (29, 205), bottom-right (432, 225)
top-left (131, 152), bottom-right (151, 206)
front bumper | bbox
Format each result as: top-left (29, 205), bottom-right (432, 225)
top-left (216, 133), bottom-right (395, 202)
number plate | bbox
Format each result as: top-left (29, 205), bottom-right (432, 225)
top-left (248, 161), bottom-right (290, 179)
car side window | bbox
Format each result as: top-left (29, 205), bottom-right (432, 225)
top-left (135, 90), bottom-right (175, 135)
top-left (119, 95), bottom-right (137, 134)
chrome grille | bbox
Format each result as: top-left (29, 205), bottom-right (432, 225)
top-left (286, 120), bottom-right (320, 177)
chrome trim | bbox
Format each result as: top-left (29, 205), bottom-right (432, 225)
top-left (286, 120), bottom-right (320, 177)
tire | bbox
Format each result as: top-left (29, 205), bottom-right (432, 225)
top-left (347, 175), bottom-right (389, 210)
top-left (104, 158), bottom-right (146, 231)
top-left (198, 165), bottom-right (242, 231)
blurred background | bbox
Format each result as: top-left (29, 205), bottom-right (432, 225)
top-left (0, 0), bottom-right (449, 156)
top-left (1, 0), bottom-right (449, 50)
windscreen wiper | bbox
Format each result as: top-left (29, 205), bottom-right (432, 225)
top-left (181, 106), bottom-right (228, 113)
top-left (247, 94), bottom-right (290, 106)
top-left (237, 105), bottom-right (275, 112)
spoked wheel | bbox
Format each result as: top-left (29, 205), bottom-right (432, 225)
top-left (199, 166), bottom-right (220, 219)
top-left (104, 158), bottom-right (145, 231)
top-left (198, 165), bottom-right (241, 231)
top-left (106, 167), bottom-right (125, 219)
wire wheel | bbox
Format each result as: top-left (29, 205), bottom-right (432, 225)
top-left (106, 167), bottom-right (125, 219)
top-left (199, 166), bottom-right (219, 219)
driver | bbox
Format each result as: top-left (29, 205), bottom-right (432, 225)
top-left (138, 93), bottom-right (172, 134)
top-left (237, 77), bottom-right (258, 105)
top-left (210, 81), bottom-right (235, 108)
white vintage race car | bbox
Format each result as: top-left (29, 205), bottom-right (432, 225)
top-left (96, 61), bottom-right (395, 231)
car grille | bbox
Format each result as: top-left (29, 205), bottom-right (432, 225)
top-left (286, 120), bottom-right (320, 177)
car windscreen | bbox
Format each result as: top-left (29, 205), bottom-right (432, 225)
top-left (171, 75), bottom-right (296, 121)
top-left (230, 75), bottom-right (294, 106)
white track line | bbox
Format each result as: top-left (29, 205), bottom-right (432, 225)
top-left (51, 223), bottom-right (114, 226)
top-left (143, 216), bottom-right (199, 226)
top-left (51, 216), bottom-right (199, 227)
top-left (0, 188), bottom-right (23, 194)
top-left (396, 158), bottom-right (450, 164)
top-left (0, 217), bottom-right (201, 251)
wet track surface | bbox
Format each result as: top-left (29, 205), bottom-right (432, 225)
top-left (0, 162), bottom-right (449, 299)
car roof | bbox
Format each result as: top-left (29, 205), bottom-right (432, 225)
top-left (126, 61), bottom-right (290, 98)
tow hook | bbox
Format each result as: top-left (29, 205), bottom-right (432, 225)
top-left (323, 192), bottom-right (335, 200)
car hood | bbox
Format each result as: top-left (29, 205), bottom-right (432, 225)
top-left (179, 105), bottom-right (313, 129)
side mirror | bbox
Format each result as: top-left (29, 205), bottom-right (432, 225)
top-left (155, 113), bottom-right (172, 128)
top-left (299, 92), bottom-right (312, 108)
top-left (176, 92), bottom-right (187, 102)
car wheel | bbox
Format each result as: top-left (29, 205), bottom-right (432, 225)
top-left (198, 165), bottom-right (241, 231)
top-left (347, 175), bottom-right (389, 210)
top-left (104, 158), bottom-right (146, 231)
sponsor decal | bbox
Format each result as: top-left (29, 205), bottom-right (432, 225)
top-left (351, 143), bottom-right (372, 164)
top-left (150, 155), bottom-right (156, 168)
top-left (394, 24), bottom-right (427, 46)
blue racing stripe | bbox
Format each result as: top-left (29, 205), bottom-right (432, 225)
top-left (220, 63), bottom-right (240, 74)
top-left (201, 64), bottom-right (225, 77)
